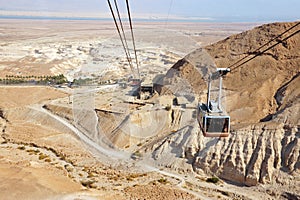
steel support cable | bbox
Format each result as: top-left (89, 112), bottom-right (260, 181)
top-left (230, 29), bottom-right (300, 72)
top-left (113, 0), bottom-right (133, 69)
top-left (125, 0), bottom-right (140, 79)
top-left (107, 0), bottom-right (135, 74)
top-left (165, 0), bottom-right (174, 28)
top-left (228, 22), bottom-right (300, 70)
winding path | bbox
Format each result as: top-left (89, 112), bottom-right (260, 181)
top-left (29, 103), bottom-right (210, 200)
top-left (29, 104), bottom-right (131, 161)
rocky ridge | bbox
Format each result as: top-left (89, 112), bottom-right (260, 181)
top-left (146, 21), bottom-right (300, 196)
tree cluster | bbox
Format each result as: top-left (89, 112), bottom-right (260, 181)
top-left (0, 74), bottom-right (67, 85)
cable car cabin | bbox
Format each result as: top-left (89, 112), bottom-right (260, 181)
top-left (198, 68), bottom-right (231, 137)
top-left (198, 103), bottom-right (230, 137)
top-left (130, 78), bottom-right (141, 87)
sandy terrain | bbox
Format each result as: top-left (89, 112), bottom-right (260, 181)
top-left (0, 86), bottom-right (200, 200)
top-left (1, 19), bottom-right (299, 200)
top-left (0, 20), bottom-right (255, 200)
top-left (0, 19), bottom-right (257, 81)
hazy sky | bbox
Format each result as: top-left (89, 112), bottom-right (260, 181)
top-left (0, 0), bottom-right (299, 21)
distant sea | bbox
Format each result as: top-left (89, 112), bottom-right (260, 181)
top-left (0, 15), bottom-right (109, 21)
top-left (0, 15), bottom-right (297, 23)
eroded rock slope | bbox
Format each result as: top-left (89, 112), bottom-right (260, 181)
top-left (148, 21), bottom-right (300, 193)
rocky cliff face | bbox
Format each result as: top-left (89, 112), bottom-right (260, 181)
top-left (155, 48), bottom-right (214, 99)
top-left (147, 118), bottom-right (299, 184)
top-left (0, 109), bottom-right (7, 143)
top-left (147, 21), bottom-right (300, 193)
top-left (194, 123), bottom-right (299, 186)
top-left (272, 73), bottom-right (300, 126)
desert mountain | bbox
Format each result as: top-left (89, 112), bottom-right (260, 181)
top-left (205, 21), bottom-right (300, 125)
top-left (148, 21), bottom-right (299, 193)
top-left (158, 21), bottom-right (300, 125)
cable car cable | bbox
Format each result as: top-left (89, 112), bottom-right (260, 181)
top-left (230, 29), bottom-right (300, 72)
top-left (165, 0), bottom-right (174, 28)
top-left (107, 0), bottom-right (135, 74)
top-left (228, 22), bottom-right (300, 72)
top-left (125, 0), bottom-right (140, 79)
top-left (113, 0), bottom-right (133, 69)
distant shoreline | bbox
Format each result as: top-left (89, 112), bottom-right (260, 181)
top-left (0, 15), bottom-right (297, 23)
top-left (0, 15), bottom-right (110, 21)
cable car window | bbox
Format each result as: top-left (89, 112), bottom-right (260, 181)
top-left (206, 117), bottom-right (229, 133)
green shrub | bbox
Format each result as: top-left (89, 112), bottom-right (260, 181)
top-left (26, 149), bottom-right (40, 154)
top-left (165, 105), bottom-right (172, 111)
top-left (38, 154), bottom-right (48, 160)
top-left (17, 146), bottom-right (25, 150)
top-left (206, 177), bottom-right (219, 184)
top-left (158, 178), bottom-right (167, 184)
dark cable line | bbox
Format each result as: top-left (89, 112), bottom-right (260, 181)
top-left (113, 0), bottom-right (133, 69)
top-left (125, 0), bottom-right (140, 80)
top-left (107, 0), bottom-right (134, 74)
top-left (165, 0), bottom-right (174, 28)
top-left (228, 22), bottom-right (300, 71)
top-left (230, 29), bottom-right (300, 72)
